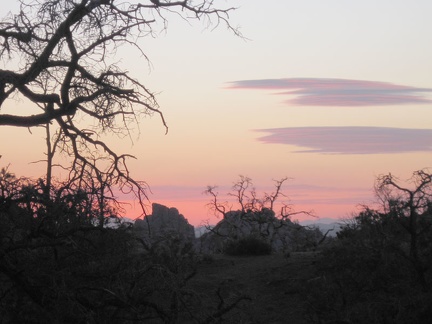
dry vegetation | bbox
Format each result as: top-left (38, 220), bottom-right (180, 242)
top-left (190, 252), bottom-right (320, 324)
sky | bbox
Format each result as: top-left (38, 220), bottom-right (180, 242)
top-left (1, 0), bottom-right (432, 226)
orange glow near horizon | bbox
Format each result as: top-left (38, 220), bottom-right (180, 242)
top-left (119, 183), bottom-right (376, 227)
top-left (121, 196), bottom-right (367, 227)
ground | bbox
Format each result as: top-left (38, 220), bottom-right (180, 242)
top-left (190, 252), bottom-right (320, 323)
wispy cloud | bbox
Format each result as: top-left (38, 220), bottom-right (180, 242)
top-left (227, 78), bottom-right (432, 106)
top-left (255, 126), bottom-right (432, 154)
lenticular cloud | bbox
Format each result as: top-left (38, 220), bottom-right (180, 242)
top-left (255, 126), bottom-right (432, 154)
top-left (228, 78), bottom-right (432, 107)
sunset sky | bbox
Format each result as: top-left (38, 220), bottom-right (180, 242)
top-left (1, 0), bottom-right (432, 226)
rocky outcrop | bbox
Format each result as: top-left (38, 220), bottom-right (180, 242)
top-left (198, 208), bottom-right (323, 254)
top-left (134, 203), bottom-right (195, 241)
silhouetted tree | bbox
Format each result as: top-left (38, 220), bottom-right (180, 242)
top-left (306, 170), bottom-right (432, 324)
top-left (202, 176), bottom-right (319, 253)
top-left (0, 1), bottom-right (243, 321)
top-left (205, 176), bottom-right (303, 220)
top-left (1, 167), bottom-right (249, 322)
top-left (375, 169), bottom-right (432, 289)
top-left (0, 0), bottom-right (239, 215)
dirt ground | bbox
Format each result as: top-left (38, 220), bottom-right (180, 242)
top-left (190, 252), bottom-right (320, 323)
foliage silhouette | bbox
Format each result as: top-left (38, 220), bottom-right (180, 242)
top-left (202, 176), bottom-right (321, 254)
top-left (0, 1), bottom-right (243, 321)
top-left (224, 235), bottom-right (272, 256)
top-left (0, 168), bottom-right (251, 323)
top-left (305, 170), bottom-right (432, 324)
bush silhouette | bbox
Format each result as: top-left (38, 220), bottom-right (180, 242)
top-left (305, 207), bottom-right (432, 324)
top-left (224, 236), bottom-right (272, 256)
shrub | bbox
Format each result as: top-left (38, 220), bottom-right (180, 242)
top-left (224, 236), bottom-right (272, 256)
top-left (304, 209), bottom-right (432, 324)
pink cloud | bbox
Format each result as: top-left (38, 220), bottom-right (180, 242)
top-left (255, 126), bottom-right (432, 154)
top-left (227, 78), bottom-right (432, 106)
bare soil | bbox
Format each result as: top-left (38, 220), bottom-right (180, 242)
top-left (190, 252), bottom-right (320, 323)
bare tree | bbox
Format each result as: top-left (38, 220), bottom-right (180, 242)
top-left (206, 176), bottom-right (289, 215)
top-left (205, 176), bottom-right (311, 221)
top-left (375, 169), bottom-right (432, 289)
top-left (0, 0), bottom-right (239, 216)
top-left (203, 176), bottom-right (318, 252)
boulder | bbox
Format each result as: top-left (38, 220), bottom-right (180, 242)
top-left (198, 208), bottom-right (323, 254)
top-left (134, 203), bottom-right (195, 241)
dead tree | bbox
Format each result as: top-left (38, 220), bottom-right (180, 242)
top-left (203, 176), bottom-right (317, 252)
top-left (375, 169), bottom-right (432, 289)
top-left (0, 0), bottom-right (239, 215)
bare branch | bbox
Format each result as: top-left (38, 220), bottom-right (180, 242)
top-left (1, 0), bottom-right (239, 216)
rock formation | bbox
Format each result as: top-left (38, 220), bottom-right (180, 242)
top-left (198, 208), bottom-right (323, 254)
top-left (134, 203), bottom-right (195, 241)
